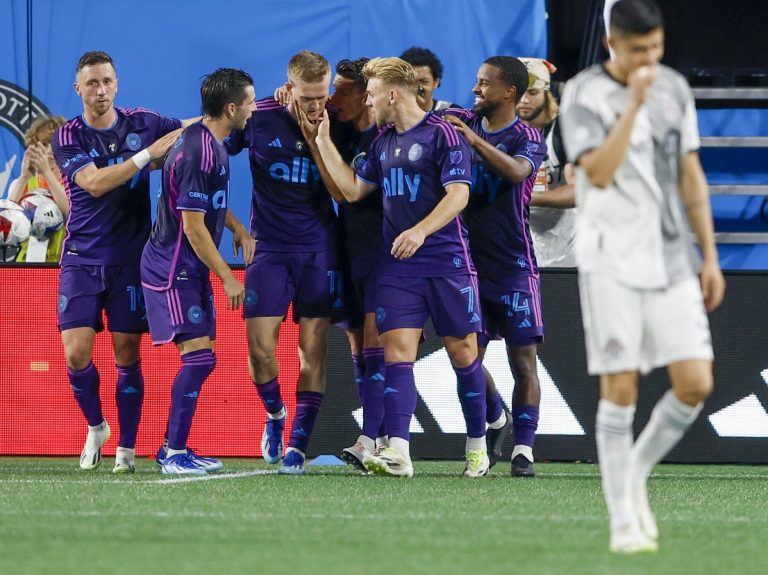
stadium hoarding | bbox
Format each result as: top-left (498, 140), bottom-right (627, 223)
top-left (1, 266), bottom-right (767, 463)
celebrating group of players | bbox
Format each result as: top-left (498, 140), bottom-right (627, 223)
top-left (47, 0), bottom-right (725, 554)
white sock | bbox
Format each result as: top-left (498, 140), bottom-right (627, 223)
top-left (389, 437), bottom-right (410, 459)
top-left (89, 421), bottom-right (107, 431)
top-left (511, 445), bottom-right (533, 462)
top-left (357, 435), bottom-right (375, 452)
top-left (375, 435), bottom-right (389, 449)
top-left (166, 448), bottom-right (187, 458)
top-left (465, 436), bottom-right (485, 452)
top-left (596, 399), bottom-right (636, 531)
top-left (488, 411), bottom-right (507, 430)
top-left (116, 447), bottom-right (135, 458)
top-left (629, 390), bottom-right (703, 483)
top-left (268, 406), bottom-right (287, 420)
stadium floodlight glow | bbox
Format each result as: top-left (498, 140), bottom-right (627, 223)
top-left (708, 393), bottom-right (768, 438)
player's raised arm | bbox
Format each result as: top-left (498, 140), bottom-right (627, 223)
top-left (391, 182), bottom-right (469, 259)
top-left (570, 66), bottom-right (655, 189)
top-left (69, 128), bottom-right (182, 197)
top-left (315, 109), bottom-right (376, 202)
top-left (445, 114), bottom-right (533, 184)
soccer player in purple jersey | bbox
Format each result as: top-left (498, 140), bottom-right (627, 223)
top-left (272, 58), bottom-right (388, 471)
top-left (225, 51), bottom-right (342, 475)
top-left (52, 51), bottom-right (194, 473)
top-left (444, 56), bottom-right (547, 477)
top-left (141, 68), bottom-right (256, 475)
top-left (325, 58), bottom-right (389, 470)
top-left (315, 57), bottom-right (489, 478)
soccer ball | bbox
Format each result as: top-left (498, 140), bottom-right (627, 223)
top-left (20, 193), bottom-right (64, 240)
top-left (0, 199), bottom-right (31, 261)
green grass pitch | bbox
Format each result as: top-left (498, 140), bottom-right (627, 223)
top-left (0, 458), bottom-right (766, 575)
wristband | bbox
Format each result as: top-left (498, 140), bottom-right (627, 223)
top-left (131, 149), bottom-right (151, 170)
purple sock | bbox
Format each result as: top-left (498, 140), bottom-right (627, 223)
top-left (351, 353), bottom-right (365, 403)
top-left (68, 362), bottom-right (103, 426)
top-left (513, 405), bottom-right (539, 448)
top-left (254, 377), bottom-right (285, 415)
top-left (167, 349), bottom-right (216, 451)
top-left (361, 347), bottom-right (386, 440)
top-left (486, 389), bottom-right (504, 425)
top-left (383, 362), bottom-right (417, 441)
top-left (455, 358), bottom-right (487, 438)
top-left (116, 360), bottom-right (144, 449)
top-left (288, 391), bottom-right (324, 452)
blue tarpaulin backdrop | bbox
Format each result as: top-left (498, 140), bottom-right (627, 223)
top-left (0, 0), bottom-right (546, 262)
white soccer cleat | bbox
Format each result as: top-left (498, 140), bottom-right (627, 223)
top-left (463, 449), bottom-right (490, 478)
top-left (80, 421), bottom-right (111, 470)
top-left (112, 447), bottom-right (136, 474)
top-left (341, 441), bottom-right (371, 473)
top-left (363, 447), bottom-right (414, 478)
top-left (609, 523), bottom-right (659, 554)
top-left (633, 481), bottom-right (659, 541)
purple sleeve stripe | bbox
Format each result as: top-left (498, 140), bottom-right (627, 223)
top-left (447, 107), bottom-right (473, 119)
top-left (427, 116), bottom-right (460, 147)
top-left (200, 131), bottom-right (210, 172)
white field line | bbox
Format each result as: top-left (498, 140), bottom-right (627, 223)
top-left (0, 471), bottom-right (767, 485)
top-left (0, 507), bottom-right (766, 525)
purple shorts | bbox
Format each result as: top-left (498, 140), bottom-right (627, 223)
top-left (243, 250), bottom-right (343, 321)
top-left (142, 279), bottom-right (216, 346)
top-left (477, 275), bottom-right (544, 348)
top-left (339, 256), bottom-right (379, 330)
top-left (58, 264), bottom-right (148, 334)
top-left (374, 273), bottom-right (482, 337)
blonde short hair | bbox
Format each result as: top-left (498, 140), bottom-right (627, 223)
top-left (24, 115), bottom-right (67, 147)
top-left (362, 57), bottom-right (418, 93)
top-left (287, 50), bottom-right (330, 83)
top-left (542, 90), bottom-right (560, 125)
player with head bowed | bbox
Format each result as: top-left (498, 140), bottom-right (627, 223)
top-left (560, 0), bottom-right (725, 553)
top-left (225, 51), bottom-right (343, 475)
top-left (315, 57), bottom-right (489, 478)
top-left (141, 68), bottom-right (256, 475)
top-left (443, 56), bottom-right (548, 478)
top-left (52, 51), bottom-right (195, 473)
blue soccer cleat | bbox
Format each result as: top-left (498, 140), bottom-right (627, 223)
top-left (277, 448), bottom-right (306, 475)
top-left (156, 445), bottom-right (223, 472)
top-left (261, 411), bottom-right (286, 464)
top-left (160, 453), bottom-right (207, 476)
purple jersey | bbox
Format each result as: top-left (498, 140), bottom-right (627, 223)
top-left (140, 123), bottom-right (230, 290)
top-left (330, 118), bottom-right (382, 266)
top-left (356, 112), bottom-right (474, 277)
top-left (446, 109), bottom-right (547, 278)
top-left (53, 107), bottom-right (181, 265)
top-left (225, 97), bottom-right (338, 252)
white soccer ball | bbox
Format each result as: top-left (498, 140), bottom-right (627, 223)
top-left (20, 193), bottom-right (64, 240)
top-left (0, 200), bottom-right (31, 260)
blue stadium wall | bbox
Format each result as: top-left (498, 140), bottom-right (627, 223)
top-left (0, 0), bottom-right (546, 263)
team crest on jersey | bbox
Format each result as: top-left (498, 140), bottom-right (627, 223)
top-left (453, 255), bottom-right (464, 268)
top-left (295, 140), bottom-right (304, 151)
top-left (394, 147), bottom-right (402, 157)
top-left (496, 143), bottom-right (508, 153)
top-left (108, 142), bottom-right (117, 153)
top-left (126, 133), bottom-right (141, 151)
top-left (188, 306), bottom-right (204, 324)
top-left (517, 257), bottom-right (528, 269)
top-left (449, 150), bottom-right (463, 164)
top-left (408, 143), bottom-right (423, 162)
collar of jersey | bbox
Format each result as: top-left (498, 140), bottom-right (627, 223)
top-left (81, 110), bottom-right (119, 131)
top-left (480, 116), bottom-right (519, 136)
